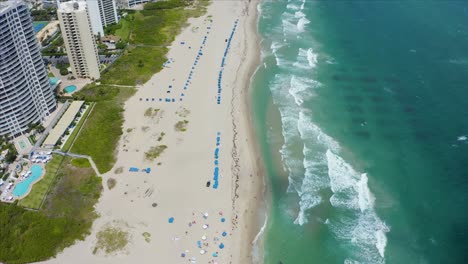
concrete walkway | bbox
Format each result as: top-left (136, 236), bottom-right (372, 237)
top-left (51, 150), bottom-right (102, 176)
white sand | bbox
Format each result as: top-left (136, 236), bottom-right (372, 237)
top-left (38, 0), bottom-right (262, 263)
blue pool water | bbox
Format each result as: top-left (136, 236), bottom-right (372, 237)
top-left (49, 77), bottom-right (59, 86)
top-left (12, 165), bottom-right (43, 198)
top-left (64, 85), bottom-right (77, 93)
top-left (33, 21), bottom-right (48, 33)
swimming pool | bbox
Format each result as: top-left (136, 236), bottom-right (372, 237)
top-left (64, 85), bottom-right (77, 93)
top-left (12, 165), bottom-right (43, 198)
top-left (33, 21), bottom-right (48, 33)
top-left (49, 77), bottom-right (60, 86)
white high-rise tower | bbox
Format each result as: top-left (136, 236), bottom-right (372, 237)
top-left (0, 0), bottom-right (57, 137)
top-left (58, 1), bottom-right (101, 79)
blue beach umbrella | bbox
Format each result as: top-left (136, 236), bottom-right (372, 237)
top-left (168, 217), bottom-right (174, 223)
top-left (219, 243), bottom-right (224, 249)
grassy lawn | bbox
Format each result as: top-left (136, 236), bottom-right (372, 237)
top-left (71, 86), bottom-right (136, 174)
top-left (0, 157), bottom-right (102, 264)
top-left (101, 46), bottom-right (167, 85)
top-left (115, 15), bottom-right (133, 42)
top-left (17, 155), bottom-right (64, 209)
top-left (48, 72), bottom-right (55, 77)
top-left (100, 0), bottom-right (209, 85)
top-left (70, 158), bottom-right (91, 168)
top-left (61, 103), bottom-right (94, 152)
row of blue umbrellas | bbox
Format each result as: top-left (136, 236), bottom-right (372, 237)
top-left (216, 19), bottom-right (239, 105)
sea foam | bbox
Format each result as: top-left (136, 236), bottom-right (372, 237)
top-left (326, 150), bottom-right (389, 262)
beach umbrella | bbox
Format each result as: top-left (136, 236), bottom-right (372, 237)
top-left (222, 232), bottom-right (227, 237)
top-left (219, 243), bottom-right (224, 249)
top-left (202, 235), bottom-right (207, 240)
top-left (168, 217), bottom-right (175, 223)
top-left (221, 218), bottom-right (225, 222)
top-left (213, 252), bottom-right (218, 257)
top-left (203, 212), bottom-right (209, 218)
top-left (202, 224), bottom-right (208, 229)
top-left (200, 250), bottom-right (206, 255)
top-left (181, 253), bottom-right (186, 257)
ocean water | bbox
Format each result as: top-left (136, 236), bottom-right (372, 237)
top-left (251, 0), bottom-right (468, 263)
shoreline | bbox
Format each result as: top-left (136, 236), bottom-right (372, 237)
top-left (231, 0), bottom-right (267, 263)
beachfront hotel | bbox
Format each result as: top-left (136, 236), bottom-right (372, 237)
top-left (58, 1), bottom-right (101, 79)
top-left (0, 0), bottom-right (57, 137)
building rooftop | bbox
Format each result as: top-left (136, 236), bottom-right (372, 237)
top-left (42, 101), bottom-right (84, 148)
top-left (0, 1), bottom-right (22, 15)
top-left (58, 1), bottom-right (87, 13)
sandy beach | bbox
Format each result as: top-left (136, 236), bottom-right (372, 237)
top-left (38, 0), bottom-right (263, 263)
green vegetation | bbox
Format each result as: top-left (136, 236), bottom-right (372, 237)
top-left (0, 157), bottom-right (102, 263)
top-left (18, 155), bottom-right (64, 209)
top-left (114, 167), bottom-right (124, 174)
top-left (56, 63), bottom-right (69, 76)
top-left (93, 225), bottom-right (130, 255)
top-left (105, 17), bottom-right (133, 42)
top-left (107, 178), bottom-right (117, 190)
top-left (48, 72), bottom-right (55, 77)
top-left (157, 132), bottom-right (165, 141)
top-left (176, 107), bottom-right (190, 117)
top-left (31, 8), bottom-right (56, 21)
top-left (71, 85), bottom-right (136, 174)
top-left (71, 158), bottom-right (91, 168)
top-left (101, 46), bottom-right (167, 85)
top-left (62, 103), bottom-right (93, 152)
top-left (100, 0), bottom-right (209, 85)
top-left (142, 232), bottom-right (151, 243)
top-left (144, 145), bottom-right (167, 161)
top-left (144, 107), bottom-right (160, 118)
top-left (175, 120), bottom-right (189, 132)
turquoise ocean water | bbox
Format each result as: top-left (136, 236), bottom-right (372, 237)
top-left (251, 1), bottom-right (468, 263)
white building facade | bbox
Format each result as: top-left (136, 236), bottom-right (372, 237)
top-left (97, 0), bottom-right (118, 27)
top-left (0, 1), bottom-right (57, 137)
top-left (58, 1), bottom-right (101, 79)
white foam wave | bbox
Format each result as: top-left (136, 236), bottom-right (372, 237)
top-left (307, 48), bottom-right (318, 68)
top-left (270, 41), bottom-right (284, 53)
top-left (288, 75), bottom-right (316, 105)
top-left (457, 135), bottom-right (467, 141)
top-left (326, 149), bottom-right (389, 262)
top-left (286, 3), bottom-right (300, 11)
top-left (293, 48), bottom-right (318, 70)
top-left (300, 0), bottom-right (306, 10)
top-left (297, 17), bottom-right (310, 32)
top-left (298, 111), bottom-right (340, 153)
top-left (281, 12), bottom-right (299, 36)
top-left (293, 111), bottom-right (338, 225)
top-left (294, 145), bottom-right (328, 225)
top-left (268, 74), bottom-right (304, 195)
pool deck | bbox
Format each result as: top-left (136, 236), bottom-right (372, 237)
top-left (14, 135), bottom-right (33, 155)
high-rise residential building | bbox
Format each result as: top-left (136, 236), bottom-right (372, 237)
top-left (96, 0), bottom-right (118, 27)
top-left (0, 0), bottom-right (57, 137)
top-left (58, 0), bottom-right (119, 36)
top-left (58, 1), bottom-right (100, 79)
top-left (83, 0), bottom-right (104, 36)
